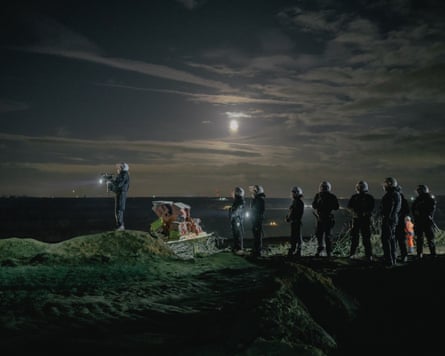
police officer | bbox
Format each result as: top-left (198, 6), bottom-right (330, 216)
top-left (380, 177), bottom-right (401, 266)
top-left (347, 180), bottom-right (375, 261)
top-left (109, 162), bottom-right (130, 231)
top-left (229, 186), bottom-right (246, 254)
top-left (312, 181), bottom-right (339, 257)
top-left (412, 184), bottom-right (437, 259)
top-left (286, 186), bottom-right (304, 258)
top-left (249, 185), bottom-right (266, 257)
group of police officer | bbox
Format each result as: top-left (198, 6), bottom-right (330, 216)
top-left (228, 185), bottom-right (266, 257)
top-left (228, 178), bottom-right (438, 265)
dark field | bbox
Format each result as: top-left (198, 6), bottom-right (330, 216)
top-left (0, 196), bottom-right (322, 242)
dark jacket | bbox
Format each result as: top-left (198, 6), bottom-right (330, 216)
top-left (229, 196), bottom-right (245, 222)
top-left (286, 198), bottom-right (304, 224)
top-left (347, 192), bottom-right (375, 218)
top-left (412, 192), bottom-right (436, 224)
top-left (312, 191), bottom-right (339, 221)
top-left (399, 193), bottom-right (410, 221)
top-left (380, 188), bottom-right (401, 226)
top-left (111, 171), bottom-right (130, 193)
top-left (251, 193), bottom-right (266, 225)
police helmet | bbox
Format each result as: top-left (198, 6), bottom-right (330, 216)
top-left (383, 177), bottom-right (398, 190)
top-left (355, 180), bottom-right (368, 193)
top-left (291, 186), bottom-right (303, 196)
top-left (249, 185), bottom-right (264, 195)
top-left (319, 181), bottom-right (331, 192)
top-left (117, 162), bottom-right (129, 171)
top-left (416, 184), bottom-right (429, 195)
top-left (234, 186), bottom-right (245, 198)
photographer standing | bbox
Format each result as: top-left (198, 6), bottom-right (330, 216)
top-left (109, 162), bottom-right (130, 231)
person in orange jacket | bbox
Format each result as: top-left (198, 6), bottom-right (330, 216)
top-left (405, 216), bottom-right (415, 254)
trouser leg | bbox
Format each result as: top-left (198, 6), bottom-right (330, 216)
top-left (396, 224), bottom-right (408, 258)
top-left (325, 227), bottom-right (332, 256)
top-left (115, 192), bottom-right (127, 227)
top-left (289, 222), bottom-right (302, 255)
top-left (315, 222), bottom-right (324, 254)
top-left (389, 235), bottom-right (397, 264)
top-left (231, 219), bottom-right (243, 250)
top-left (361, 220), bottom-right (373, 258)
top-left (426, 227), bottom-right (436, 256)
top-left (253, 224), bottom-right (262, 256)
top-left (381, 223), bottom-right (395, 265)
top-left (415, 226), bottom-right (424, 256)
top-left (362, 235), bottom-right (372, 258)
top-left (350, 220), bottom-right (360, 256)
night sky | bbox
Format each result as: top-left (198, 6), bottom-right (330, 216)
top-left (1, 0), bottom-right (444, 198)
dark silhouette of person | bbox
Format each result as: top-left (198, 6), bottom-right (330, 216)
top-left (229, 186), bottom-right (246, 254)
top-left (249, 185), bottom-right (266, 257)
top-left (312, 181), bottom-right (339, 257)
top-left (395, 186), bottom-right (410, 262)
top-left (412, 184), bottom-right (437, 259)
top-left (109, 162), bottom-right (130, 231)
top-left (380, 177), bottom-right (401, 266)
top-left (347, 180), bottom-right (375, 261)
top-left (286, 186), bottom-right (304, 257)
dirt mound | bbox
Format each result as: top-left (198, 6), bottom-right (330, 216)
top-left (0, 250), bottom-right (355, 355)
top-left (0, 231), bottom-right (174, 266)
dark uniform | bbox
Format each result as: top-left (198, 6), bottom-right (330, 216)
top-left (229, 188), bottom-right (245, 252)
top-left (412, 185), bottom-right (437, 258)
top-left (347, 182), bottom-right (375, 260)
top-left (286, 186), bottom-right (304, 257)
top-left (312, 181), bottom-right (339, 257)
top-left (110, 163), bottom-right (130, 230)
top-left (250, 185), bottom-right (266, 257)
top-left (380, 178), bottom-right (401, 266)
top-left (395, 189), bottom-right (410, 262)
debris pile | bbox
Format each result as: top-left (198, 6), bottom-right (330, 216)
top-left (150, 201), bottom-right (207, 241)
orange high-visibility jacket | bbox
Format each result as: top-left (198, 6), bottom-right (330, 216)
top-left (405, 220), bottom-right (414, 237)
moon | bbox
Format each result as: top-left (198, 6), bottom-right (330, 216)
top-left (229, 119), bottom-right (239, 133)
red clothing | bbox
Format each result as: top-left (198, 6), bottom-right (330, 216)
top-left (405, 220), bottom-right (415, 248)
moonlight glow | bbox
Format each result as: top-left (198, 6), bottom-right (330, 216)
top-left (229, 119), bottom-right (239, 133)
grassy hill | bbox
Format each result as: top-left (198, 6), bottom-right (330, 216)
top-left (1, 230), bottom-right (444, 355)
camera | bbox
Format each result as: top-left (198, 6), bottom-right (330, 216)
top-left (99, 173), bottom-right (114, 192)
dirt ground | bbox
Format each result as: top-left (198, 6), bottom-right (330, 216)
top-left (1, 231), bottom-right (444, 355)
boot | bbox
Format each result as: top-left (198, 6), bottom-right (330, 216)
top-left (429, 243), bottom-right (436, 257)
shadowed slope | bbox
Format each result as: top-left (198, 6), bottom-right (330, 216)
top-left (0, 231), bottom-right (361, 355)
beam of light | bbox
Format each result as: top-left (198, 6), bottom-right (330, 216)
top-left (229, 119), bottom-right (239, 133)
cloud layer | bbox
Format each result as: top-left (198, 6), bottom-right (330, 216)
top-left (1, 0), bottom-right (444, 197)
